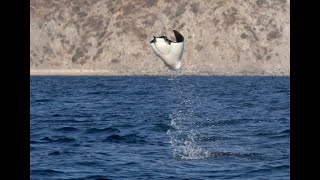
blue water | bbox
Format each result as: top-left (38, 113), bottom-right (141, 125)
top-left (30, 76), bottom-right (290, 179)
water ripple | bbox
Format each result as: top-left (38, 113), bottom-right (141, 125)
top-left (31, 76), bottom-right (289, 179)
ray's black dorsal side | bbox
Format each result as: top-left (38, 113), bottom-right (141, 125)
top-left (150, 35), bottom-right (173, 44)
top-left (150, 30), bottom-right (183, 44)
top-left (173, 30), bottom-right (184, 42)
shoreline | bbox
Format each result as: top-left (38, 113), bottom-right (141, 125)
top-left (30, 69), bottom-right (290, 76)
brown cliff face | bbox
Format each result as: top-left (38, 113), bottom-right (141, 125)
top-left (30, 0), bottom-right (289, 75)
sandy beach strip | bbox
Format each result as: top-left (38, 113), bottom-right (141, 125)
top-left (30, 69), bottom-right (289, 76)
top-left (30, 69), bottom-right (138, 76)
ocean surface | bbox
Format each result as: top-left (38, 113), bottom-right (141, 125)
top-left (30, 76), bottom-right (290, 180)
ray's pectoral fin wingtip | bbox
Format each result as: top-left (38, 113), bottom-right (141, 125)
top-left (150, 36), bottom-right (156, 43)
top-left (173, 30), bottom-right (184, 43)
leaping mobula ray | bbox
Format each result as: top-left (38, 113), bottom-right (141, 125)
top-left (150, 30), bottom-right (184, 70)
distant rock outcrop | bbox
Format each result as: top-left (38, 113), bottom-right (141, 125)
top-left (30, 0), bottom-right (289, 75)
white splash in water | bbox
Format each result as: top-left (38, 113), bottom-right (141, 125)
top-left (167, 129), bottom-right (211, 160)
top-left (167, 78), bottom-right (211, 160)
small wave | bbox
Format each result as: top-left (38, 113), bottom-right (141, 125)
top-left (104, 90), bottom-right (120, 95)
top-left (276, 89), bottom-right (289, 94)
top-left (132, 90), bottom-right (150, 95)
top-left (209, 152), bottom-right (262, 159)
top-left (76, 161), bottom-right (102, 166)
top-left (119, 162), bottom-right (139, 166)
top-left (55, 137), bottom-right (76, 143)
top-left (34, 98), bottom-right (53, 103)
top-left (74, 113), bottom-right (93, 118)
top-left (103, 134), bottom-right (147, 144)
top-left (269, 133), bottom-right (290, 139)
top-left (87, 91), bottom-right (103, 95)
top-left (95, 83), bottom-right (105, 86)
top-left (259, 128), bottom-right (290, 139)
top-left (254, 131), bottom-right (274, 137)
top-left (54, 127), bottom-right (79, 132)
top-left (273, 164), bottom-right (290, 170)
top-left (246, 167), bottom-right (273, 174)
top-left (152, 123), bottom-right (173, 132)
top-left (83, 175), bottom-right (111, 180)
top-left (48, 119), bottom-right (86, 123)
top-left (48, 151), bottom-right (61, 156)
top-left (52, 114), bottom-right (62, 117)
top-left (174, 149), bottom-right (262, 160)
top-left (85, 127), bottom-right (120, 134)
top-left (30, 140), bottom-right (41, 144)
top-left (280, 129), bottom-right (290, 134)
top-left (41, 136), bottom-right (76, 143)
top-left (31, 169), bottom-right (63, 176)
top-left (41, 137), bottom-right (52, 141)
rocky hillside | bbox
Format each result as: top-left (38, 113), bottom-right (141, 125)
top-left (30, 0), bottom-right (290, 75)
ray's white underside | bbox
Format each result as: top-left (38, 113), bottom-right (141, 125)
top-left (150, 30), bottom-right (184, 70)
